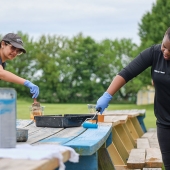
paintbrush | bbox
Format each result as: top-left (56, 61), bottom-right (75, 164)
top-left (31, 98), bottom-right (42, 119)
top-left (32, 98), bottom-right (40, 107)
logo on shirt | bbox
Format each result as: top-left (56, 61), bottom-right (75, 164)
top-left (154, 70), bottom-right (165, 74)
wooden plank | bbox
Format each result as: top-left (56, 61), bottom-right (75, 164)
top-left (23, 123), bottom-right (44, 134)
top-left (145, 148), bottom-right (163, 168)
top-left (130, 109), bottom-right (146, 116)
top-left (104, 116), bottom-right (120, 126)
top-left (107, 142), bottom-right (125, 166)
top-left (116, 116), bottom-right (128, 124)
top-left (16, 119), bottom-right (34, 128)
top-left (115, 167), bottom-right (140, 170)
top-left (131, 117), bottom-right (144, 137)
top-left (98, 147), bottom-right (115, 170)
top-left (35, 127), bottom-right (86, 145)
top-left (104, 115), bottom-right (128, 124)
top-left (148, 138), bottom-right (160, 149)
top-left (143, 168), bottom-right (162, 170)
top-left (137, 138), bottom-right (150, 149)
top-left (0, 150), bottom-right (70, 170)
top-left (113, 165), bottom-right (128, 170)
top-left (64, 123), bottom-right (112, 155)
top-left (125, 119), bottom-right (139, 141)
top-left (114, 124), bottom-right (134, 152)
top-left (123, 124), bottom-right (136, 147)
top-left (125, 112), bottom-right (140, 118)
top-left (24, 127), bottom-right (63, 144)
top-left (142, 132), bottom-right (155, 139)
top-left (152, 132), bottom-right (158, 139)
top-left (112, 127), bottom-right (129, 164)
top-left (105, 110), bottom-right (139, 118)
top-left (104, 113), bottom-right (128, 124)
top-left (127, 148), bottom-right (145, 169)
top-left (147, 128), bottom-right (157, 132)
top-left (137, 109), bottom-right (146, 115)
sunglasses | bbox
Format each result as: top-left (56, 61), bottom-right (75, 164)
top-left (5, 43), bottom-right (23, 56)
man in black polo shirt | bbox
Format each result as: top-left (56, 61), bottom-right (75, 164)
top-left (0, 33), bottom-right (39, 99)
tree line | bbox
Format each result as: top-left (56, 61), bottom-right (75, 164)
top-left (1, 0), bottom-right (170, 103)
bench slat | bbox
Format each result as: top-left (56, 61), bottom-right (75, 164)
top-left (137, 138), bottom-right (150, 149)
top-left (22, 127), bottom-right (63, 144)
top-left (64, 123), bottom-right (112, 155)
top-left (23, 123), bottom-right (45, 134)
top-left (142, 132), bottom-right (155, 138)
top-left (145, 148), bottom-right (163, 168)
top-left (16, 119), bottom-right (33, 128)
top-left (35, 126), bottom-right (86, 145)
top-left (127, 148), bottom-right (145, 169)
top-left (143, 168), bottom-right (162, 170)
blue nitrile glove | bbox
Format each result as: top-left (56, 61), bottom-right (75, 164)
top-left (24, 80), bottom-right (39, 98)
top-left (96, 92), bottom-right (113, 114)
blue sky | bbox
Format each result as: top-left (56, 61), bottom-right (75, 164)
top-left (1, 0), bottom-right (156, 45)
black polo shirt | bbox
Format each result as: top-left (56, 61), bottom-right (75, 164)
top-left (0, 57), bottom-right (6, 69)
top-left (118, 44), bottom-right (170, 127)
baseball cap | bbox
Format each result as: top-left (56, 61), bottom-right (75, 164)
top-left (1, 33), bottom-right (26, 53)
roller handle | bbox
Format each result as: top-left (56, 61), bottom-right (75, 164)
top-left (91, 107), bottom-right (102, 123)
top-left (96, 107), bottom-right (101, 113)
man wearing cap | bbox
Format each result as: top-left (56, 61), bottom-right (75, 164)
top-left (0, 33), bottom-right (39, 98)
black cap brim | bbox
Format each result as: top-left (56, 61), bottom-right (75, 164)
top-left (10, 41), bottom-right (26, 53)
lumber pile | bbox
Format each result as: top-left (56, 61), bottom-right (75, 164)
top-left (127, 129), bottom-right (163, 169)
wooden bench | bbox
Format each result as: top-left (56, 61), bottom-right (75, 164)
top-left (0, 120), bottom-right (71, 170)
top-left (104, 115), bottom-right (134, 169)
top-left (0, 152), bottom-right (70, 170)
top-left (105, 109), bottom-right (147, 134)
top-left (16, 120), bottom-right (113, 170)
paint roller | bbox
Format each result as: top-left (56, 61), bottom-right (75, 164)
top-left (82, 107), bottom-right (101, 128)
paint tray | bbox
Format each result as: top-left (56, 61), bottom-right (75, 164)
top-left (34, 114), bottom-right (95, 128)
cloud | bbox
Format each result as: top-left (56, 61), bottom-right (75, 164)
top-left (0, 0), bottom-right (156, 44)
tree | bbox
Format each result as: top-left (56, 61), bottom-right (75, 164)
top-left (137, 0), bottom-right (170, 86)
top-left (139, 0), bottom-right (170, 48)
top-left (97, 38), bottom-right (140, 102)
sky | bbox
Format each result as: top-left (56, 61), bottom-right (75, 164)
top-left (1, 0), bottom-right (156, 45)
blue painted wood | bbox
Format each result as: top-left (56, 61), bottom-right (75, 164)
top-left (137, 115), bottom-right (147, 132)
top-left (36, 127), bottom-right (86, 145)
top-left (106, 131), bottom-right (112, 148)
top-left (56, 153), bottom-right (98, 170)
top-left (17, 121), bottom-right (113, 170)
top-left (64, 123), bottom-right (112, 155)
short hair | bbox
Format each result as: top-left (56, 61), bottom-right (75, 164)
top-left (165, 27), bottom-right (170, 40)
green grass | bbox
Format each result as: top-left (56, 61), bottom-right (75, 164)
top-left (16, 99), bottom-right (156, 130)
